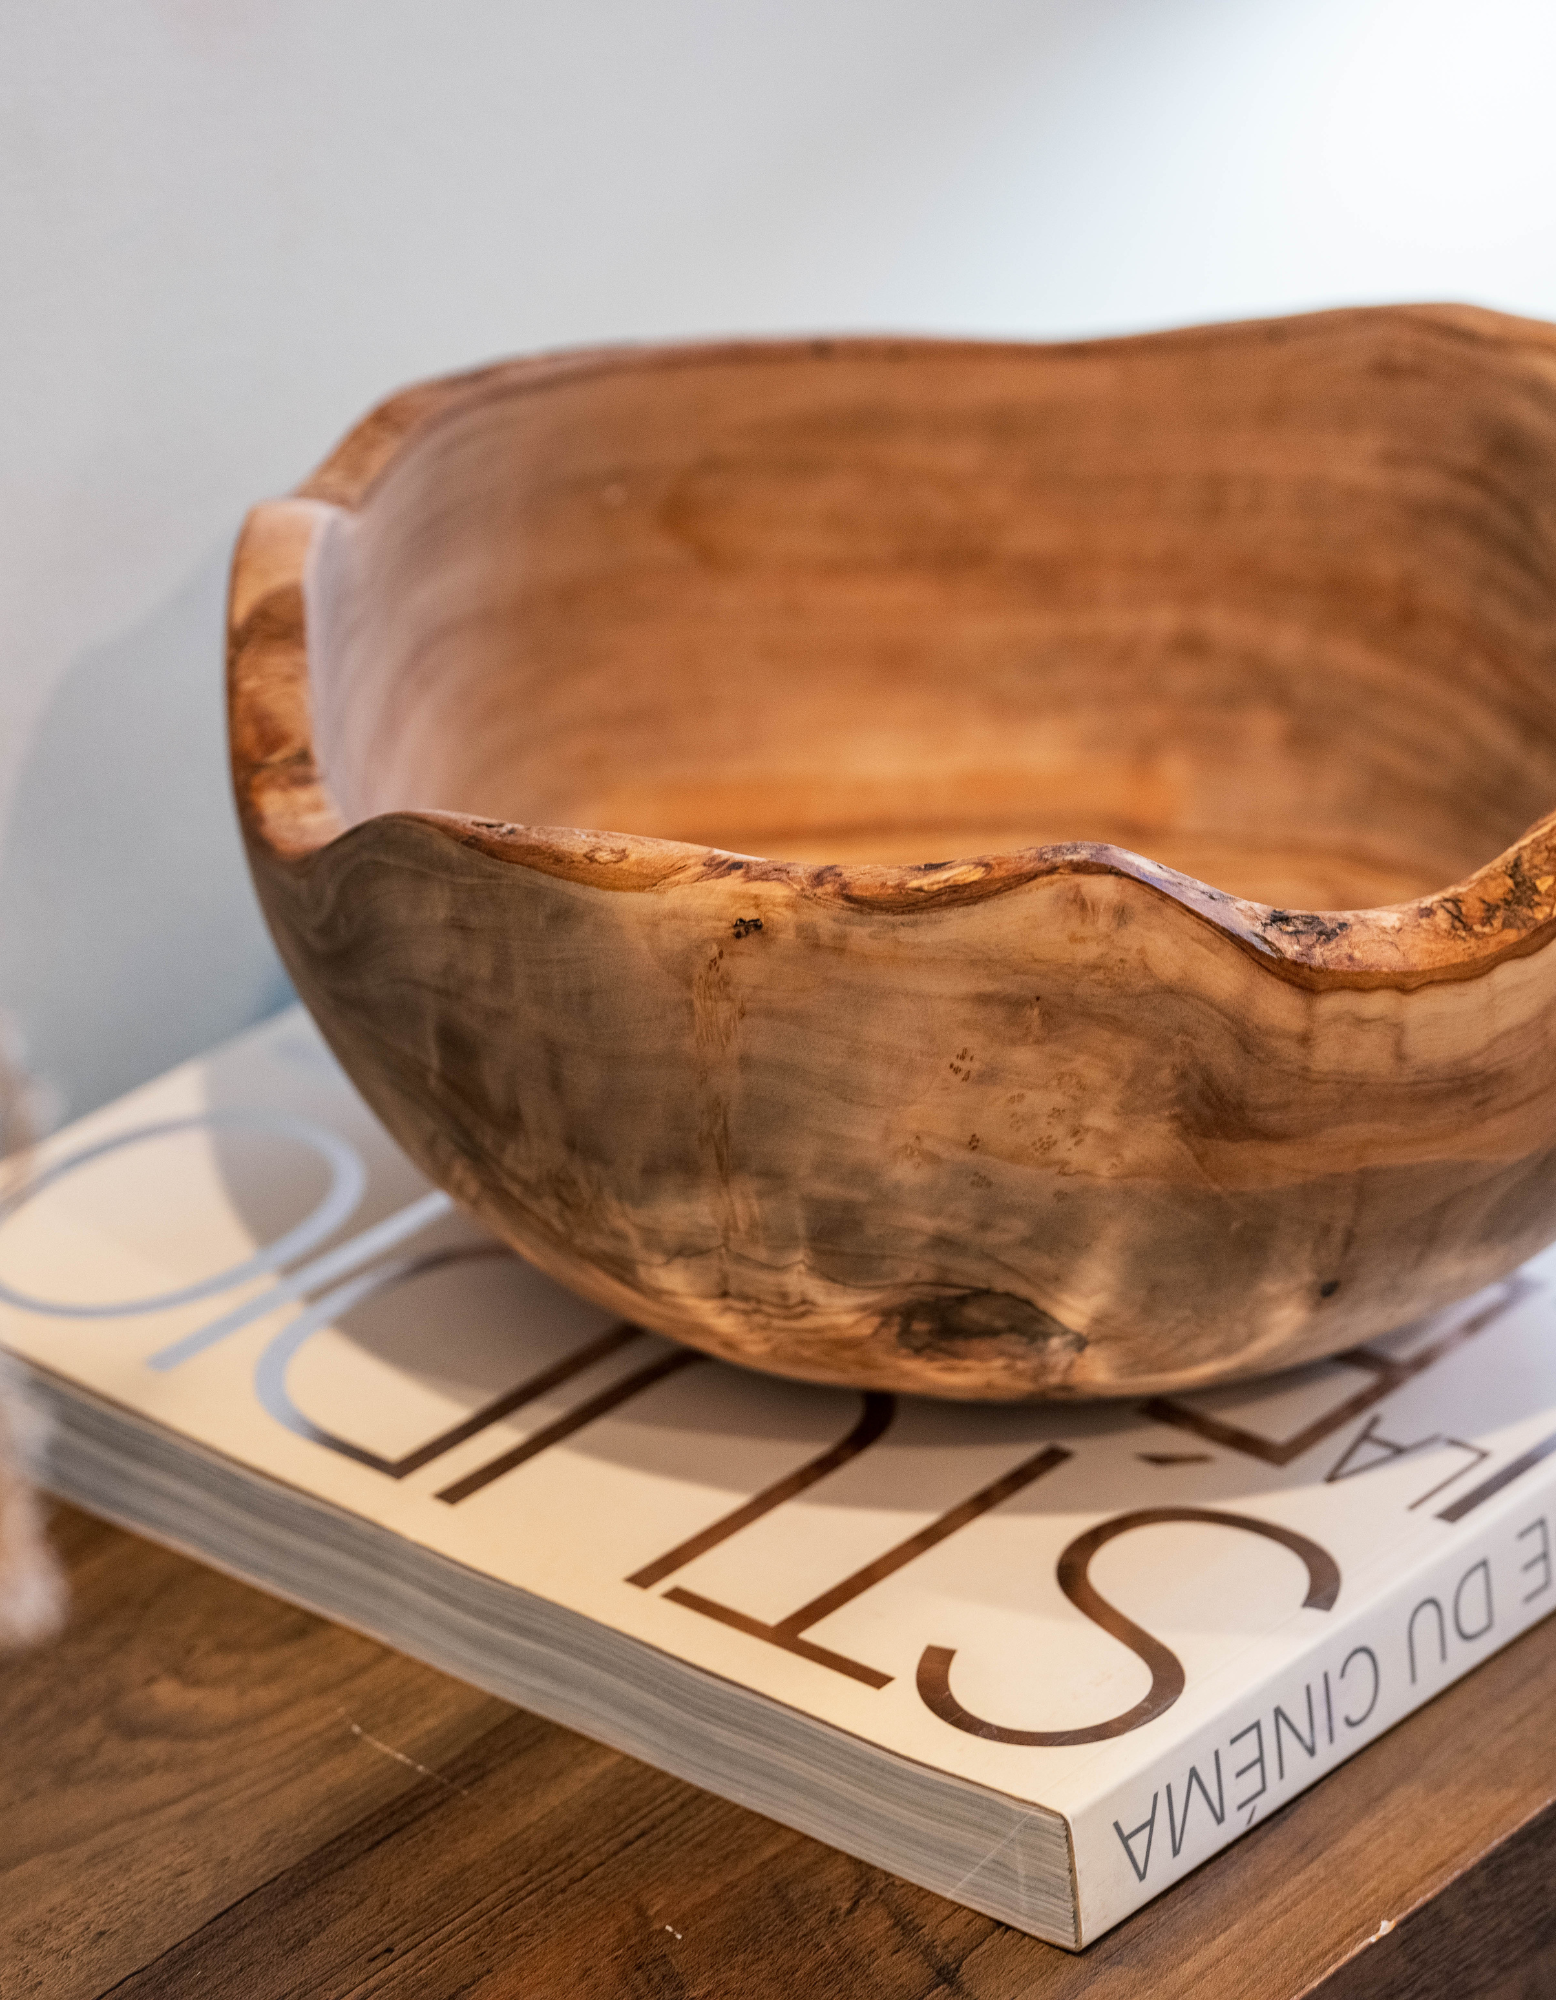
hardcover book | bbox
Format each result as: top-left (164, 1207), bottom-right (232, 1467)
top-left (3, 1010), bottom-right (1554, 1949)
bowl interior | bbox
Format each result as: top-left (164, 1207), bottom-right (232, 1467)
top-left (306, 321), bottom-right (1556, 909)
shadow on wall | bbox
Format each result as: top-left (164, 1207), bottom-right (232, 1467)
top-left (0, 541), bottom-right (293, 1129)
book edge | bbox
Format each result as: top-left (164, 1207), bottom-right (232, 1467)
top-left (1065, 1454), bottom-right (1556, 1943)
top-left (23, 1359), bottom-right (1083, 1950)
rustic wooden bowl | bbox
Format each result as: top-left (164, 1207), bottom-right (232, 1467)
top-left (229, 305), bottom-right (1556, 1400)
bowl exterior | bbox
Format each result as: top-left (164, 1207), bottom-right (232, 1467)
top-left (239, 806), bottom-right (1556, 1401)
top-left (227, 318), bottom-right (1556, 1400)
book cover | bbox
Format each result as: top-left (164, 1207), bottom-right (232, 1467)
top-left (2, 1008), bottom-right (1553, 1947)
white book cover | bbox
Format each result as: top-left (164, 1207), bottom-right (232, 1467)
top-left (2, 1008), bottom-right (1554, 1947)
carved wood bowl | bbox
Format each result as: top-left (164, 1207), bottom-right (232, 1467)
top-left (229, 305), bottom-right (1556, 1400)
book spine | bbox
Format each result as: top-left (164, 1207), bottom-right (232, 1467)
top-left (1065, 1460), bottom-right (1556, 1943)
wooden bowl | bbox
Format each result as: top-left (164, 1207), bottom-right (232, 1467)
top-left (229, 305), bottom-right (1556, 1400)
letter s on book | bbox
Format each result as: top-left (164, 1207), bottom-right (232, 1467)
top-left (916, 1507), bottom-right (1340, 1746)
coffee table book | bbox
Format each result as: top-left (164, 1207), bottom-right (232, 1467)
top-left (2, 1011), bottom-right (1553, 1951)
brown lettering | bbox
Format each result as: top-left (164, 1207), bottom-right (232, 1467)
top-left (1143, 1281), bottom-right (1529, 1468)
top-left (627, 1393), bottom-right (894, 1589)
top-left (660, 1443), bottom-right (1072, 1689)
top-left (918, 1508), bottom-right (1340, 1746)
top-left (1437, 1427), bottom-right (1556, 1522)
top-left (437, 1346), bottom-right (703, 1503)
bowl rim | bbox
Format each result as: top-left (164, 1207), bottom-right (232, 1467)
top-left (227, 305), bottom-right (1556, 997)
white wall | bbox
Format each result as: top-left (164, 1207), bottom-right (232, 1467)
top-left (6, 0), bottom-right (1556, 1127)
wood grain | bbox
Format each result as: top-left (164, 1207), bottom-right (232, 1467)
top-left (0, 1507), bottom-right (509, 2000)
top-left (229, 306), bottom-right (1556, 1399)
top-left (6, 1505), bottom-right (1553, 1998)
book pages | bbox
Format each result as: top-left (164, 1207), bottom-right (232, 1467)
top-left (3, 1009), bottom-right (1554, 1939)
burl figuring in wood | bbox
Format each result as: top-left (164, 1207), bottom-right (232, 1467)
top-left (228, 305), bottom-right (1556, 1400)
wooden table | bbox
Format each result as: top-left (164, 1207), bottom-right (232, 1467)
top-left (4, 1503), bottom-right (1553, 1999)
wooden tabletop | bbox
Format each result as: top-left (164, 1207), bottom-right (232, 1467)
top-left (4, 1503), bottom-right (1553, 2000)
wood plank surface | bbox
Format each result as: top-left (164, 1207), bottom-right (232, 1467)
top-left (3, 1503), bottom-right (1553, 1999)
top-left (0, 1507), bottom-right (509, 1999)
